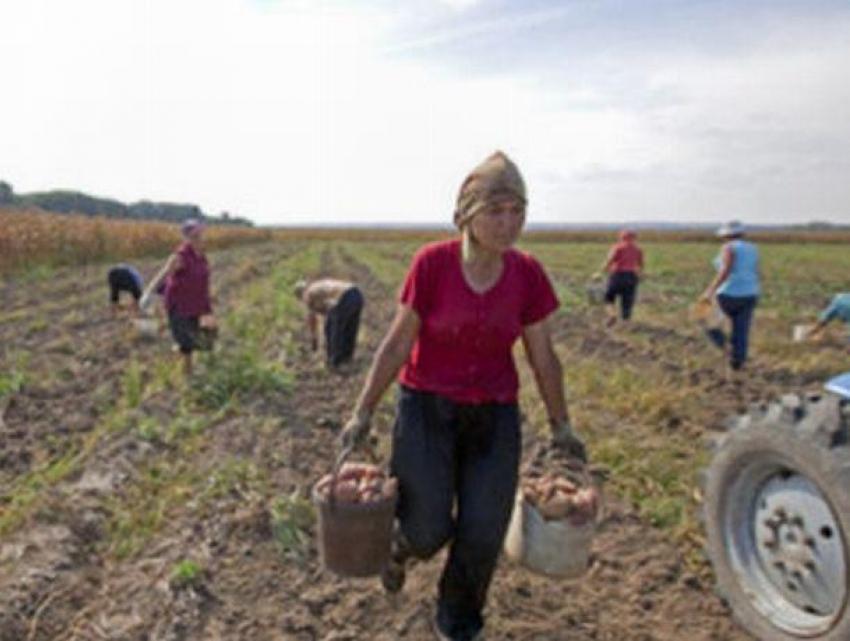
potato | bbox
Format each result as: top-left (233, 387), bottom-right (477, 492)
top-left (538, 481), bottom-right (556, 503)
top-left (522, 485), bottom-right (541, 506)
top-left (338, 462), bottom-right (375, 481)
top-left (546, 489), bottom-right (575, 518)
top-left (332, 479), bottom-right (361, 503)
top-left (360, 490), bottom-right (380, 503)
top-left (359, 478), bottom-right (384, 495)
top-left (363, 468), bottom-right (384, 481)
top-left (382, 477), bottom-right (398, 499)
top-left (554, 478), bottom-right (578, 494)
top-left (314, 474), bottom-right (334, 496)
top-left (567, 488), bottom-right (600, 525)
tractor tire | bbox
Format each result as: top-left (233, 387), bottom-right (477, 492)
top-left (702, 392), bottom-right (850, 640)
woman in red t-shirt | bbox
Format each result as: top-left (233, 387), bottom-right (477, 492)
top-left (341, 151), bottom-right (586, 641)
top-left (595, 229), bottom-right (644, 327)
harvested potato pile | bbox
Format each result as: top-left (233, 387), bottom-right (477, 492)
top-left (314, 462), bottom-right (398, 504)
top-left (521, 473), bottom-right (599, 523)
top-left (521, 442), bottom-right (602, 524)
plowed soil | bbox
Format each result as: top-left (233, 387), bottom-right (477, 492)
top-left (5, 238), bottom-right (833, 640)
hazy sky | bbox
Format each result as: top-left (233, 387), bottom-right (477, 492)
top-left (1, 0), bottom-right (849, 226)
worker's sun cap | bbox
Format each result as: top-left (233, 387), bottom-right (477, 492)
top-left (181, 218), bottom-right (204, 237)
top-left (717, 220), bottom-right (745, 237)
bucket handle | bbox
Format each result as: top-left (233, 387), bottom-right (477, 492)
top-left (326, 436), bottom-right (385, 511)
top-left (326, 444), bottom-right (353, 512)
top-left (526, 443), bottom-right (596, 490)
top-left (523, 449), bottom-right (603, 526)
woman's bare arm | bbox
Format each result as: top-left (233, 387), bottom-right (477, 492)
top-left (522, 315), bottom-right (570, 427)
top-left (702, 244), bottom-right (734, 299)
top-left (353, 304), bottom-right (420, 415)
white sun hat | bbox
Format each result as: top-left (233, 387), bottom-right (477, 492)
top-left (717, 220), bottom-right (746, 237)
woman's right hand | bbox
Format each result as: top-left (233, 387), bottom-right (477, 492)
top-left (340, 408), bottom-right (372, 450)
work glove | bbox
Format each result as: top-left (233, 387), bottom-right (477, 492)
top-left (550, 418), bottom-right (587, 463)
top-left (340, 408), bottom-right (372, 451)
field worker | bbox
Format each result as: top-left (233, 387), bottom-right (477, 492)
top-left (294, 278), bottom-right (364, 368)
top-left (805, 293), bottom-right (850, 340)
top-left (340, 151), bottom-right (586, 641)
top-left (594, 229), bottom-right (644, 327)
top-left (153, 219), bottom-right (215, 376)
top-left (106, 263), bottom-right (143, 316)
top-left (700, 220), bottom-right (760, 375)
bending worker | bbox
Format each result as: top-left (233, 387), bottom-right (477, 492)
top-left (806, 292), bottom-right (850, 340)
top-left (340, 151), bottom-right (586, 641)
top-left (107, 263), bottom-right (143, 316)
top-left (294, 278), bottom-right (364, 369)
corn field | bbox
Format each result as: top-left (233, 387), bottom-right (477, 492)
top-left (0, 207), bottom-right (272, 273)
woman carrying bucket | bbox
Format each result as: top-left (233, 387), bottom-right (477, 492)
top-left (340, 151), bottom-right (586, 641)
top-left (594, 229), bottom-right (644, 327)
top-left (700, 220), bottom-right (760, 378)
top-left (145, 219), bottom-right (215, 377)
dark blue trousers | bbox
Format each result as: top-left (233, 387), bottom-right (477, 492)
top-left (717, 294), bottom-right (758, 370)
top-left (604, 271), bottom-right (639, 320)
top-left (390, 386), bottom-right (520, 641)
top-left (324, 287), bottom-right (363, 367)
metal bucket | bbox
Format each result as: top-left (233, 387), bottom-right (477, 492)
top-left (133, 317), bottom-right (159, 338)
top-left (793, 324), bottom-right (812, 342)
top-left (504, 492), bottom-right (596, 578)
top-left (312, 449), bottom-right (397, 578)
top-left (194, 326), bottom-right (217, 352)
top-left (585, 281), bottom-right (606, 305)
top-left (504, 462), bottom-right (599, 579)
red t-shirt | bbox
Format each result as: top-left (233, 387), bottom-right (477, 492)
top-left (607, 241), bottom-right (643, 273)
top-left (164, 243), bottom-right (212, 317)
top-left (398, 239), bottom-right (559, 404)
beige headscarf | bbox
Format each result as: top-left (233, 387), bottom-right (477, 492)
top-left (453, 151), bottom-right (527, 229)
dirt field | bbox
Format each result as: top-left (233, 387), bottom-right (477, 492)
top-left (2, 238), bottom-right (848, 640)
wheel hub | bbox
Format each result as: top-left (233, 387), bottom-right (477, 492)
top-left (724, 461), bottom-right (848, 636)
top-left (753, 473), bottom-right (845, 621)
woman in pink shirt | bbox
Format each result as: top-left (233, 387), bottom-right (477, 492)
top-left (596, 229), bottom-right (644, 327)
top-left (340, 152), bottom-right (585, 641)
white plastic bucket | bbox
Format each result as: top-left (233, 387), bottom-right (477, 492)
top-left (504, 492), bottom-right (596, 579)
top-left (585, 282), bottom-right (605, 305)
top-left (792, 324), bottom-right (811, 342)
top-left (133, 317), bottom-right (159, 338)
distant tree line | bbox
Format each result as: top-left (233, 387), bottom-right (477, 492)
top-left (0, 180), bottom-right (253, 227)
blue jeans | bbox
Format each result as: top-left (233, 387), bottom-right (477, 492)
top-left (390, 386), bottom-right (521, 641)
top-left (717, 294), bottom-right (758, 370)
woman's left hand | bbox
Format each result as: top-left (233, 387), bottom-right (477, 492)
top-left (551, 419), bottom-right (587, 462)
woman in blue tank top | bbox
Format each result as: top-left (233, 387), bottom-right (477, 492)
top-left (700, 220), bottom-right (760, 374)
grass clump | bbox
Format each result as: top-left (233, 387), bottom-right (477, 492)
top-left (0, 352), bottom-right (28, 401)
top-left (171, 558), bottom-right (204, 589)
top-left (271, 490), bottom-right (314, 561)
top-left (191, 350), bottom-right (292, 410)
